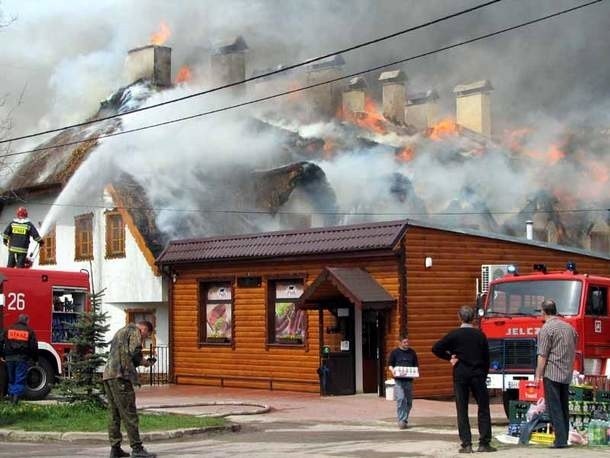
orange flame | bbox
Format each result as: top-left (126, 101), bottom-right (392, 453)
top-left (521, 143), bottom-right (566, 166)
top-left (338, 96), bottom-right (386, 134)
top-left (428, 118), bottom-right (459, 141)
top-left (175, 66), bottom-right (192, 84)
top-left (395, 146), bottom-right (415, 163)
top-left (150, 21), bottom-right (171, 46)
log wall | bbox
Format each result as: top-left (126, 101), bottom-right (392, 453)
top-left (404, 226), bottom-right (610, 398)
top-left (171, 254), bottom-right (401, 393)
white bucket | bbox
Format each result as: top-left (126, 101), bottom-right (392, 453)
top-left (385, 379), bottom-right (395, 401)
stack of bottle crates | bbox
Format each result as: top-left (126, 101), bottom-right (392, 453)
top-left (506, 375), bottom-right (610, 447)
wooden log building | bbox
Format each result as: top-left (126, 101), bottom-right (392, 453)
top-left (156, 219), bottom-right (610, 398)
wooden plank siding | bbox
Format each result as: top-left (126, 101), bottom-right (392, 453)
top-left (171, 255), bottom-right (401, 393)
top-left (404, 226), bottom-right (610, 398)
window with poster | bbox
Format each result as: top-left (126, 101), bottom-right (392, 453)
top-left (199, 282), bottom-right (233, 345)
top-left (267, 279), bottom-right (306, 345)
top-left (126, 309), bottom-right (156, 353)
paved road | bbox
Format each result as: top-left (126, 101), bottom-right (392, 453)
top-left (0, 418), bottom-right (606, 458)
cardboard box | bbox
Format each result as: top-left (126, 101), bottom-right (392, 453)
top-left (519, 380), bottom-right (544, 402)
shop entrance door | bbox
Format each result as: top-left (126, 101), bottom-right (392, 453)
top-left (362, 310), bottom-right (380, 393)
top-left (323, 305), bottom-right (355, 395)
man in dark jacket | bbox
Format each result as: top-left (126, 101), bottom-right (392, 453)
top-left (0, 314), bottom-right (38, 404)
top-left (432, 306), bottom-right (496, 454)
top-left (3, 207), bottom-right (43, 268)
top-left (103, 321), bottom-right (156, 458)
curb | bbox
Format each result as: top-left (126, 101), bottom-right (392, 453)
top-left (0, 424), bottom-right (240, 443)
top-left (140, 401), bottom-right (271, 417)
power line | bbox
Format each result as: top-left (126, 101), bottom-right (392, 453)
top-left (0, 0), bottom-right (504, 145)
top-left (3, 0), bottom-right (604, 159)
top-left (11, 199), bottom-right (610, 217)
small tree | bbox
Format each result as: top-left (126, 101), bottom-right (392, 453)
top-left (59, 289), bottom-right (110, 406)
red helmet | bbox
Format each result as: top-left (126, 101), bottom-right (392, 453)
top-left (16, 207), bottom-right (28, 218)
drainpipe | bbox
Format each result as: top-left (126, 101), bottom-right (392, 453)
top-left (526, 220), bottom-right (534, 240)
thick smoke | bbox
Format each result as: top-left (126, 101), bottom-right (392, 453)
top-left (2, 0), bottom-right (610, 244)
top-left (1, 0), bottom-right (609, 135)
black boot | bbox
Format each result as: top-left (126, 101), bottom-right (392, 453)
top-left (110, 446), bottom-right (130, 458)
top-left (131, 446), bottom-right (156, 458)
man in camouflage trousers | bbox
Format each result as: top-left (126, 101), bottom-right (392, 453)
top-left (103, 321), bottom-right (156, 458)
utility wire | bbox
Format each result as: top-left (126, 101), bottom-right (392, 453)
top-left (0, 0), bottom-right (504, 145)
top-left (3, 0), bottom-right (604, 159)
top-left (10, 199), bottom-right (610, 217)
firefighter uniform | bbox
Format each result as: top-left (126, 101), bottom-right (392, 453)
top-left (103, 323), bottom-right (156, 458)
top-left (0, 315), bottom-right (38, 403)
top-left (3, 217), bottom-right (43, 268)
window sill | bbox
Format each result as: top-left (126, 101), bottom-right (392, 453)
top-left (199, 338), bottom-right (232, 346)
top-left (105, 253), bottom-right (126, 260)
top-left (267, 341), bottom-right (305, 348)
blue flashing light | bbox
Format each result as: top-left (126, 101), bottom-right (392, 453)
top-left (507, 264), bottom-right (518, 275)
top-left (566, 261), bottom-right (577, 272)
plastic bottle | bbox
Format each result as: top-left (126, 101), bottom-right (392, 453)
top-left (588, 419), bottom-right (597, 446)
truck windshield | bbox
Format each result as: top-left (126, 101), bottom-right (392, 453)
top-left (486, 280), bottom-right (582, 316)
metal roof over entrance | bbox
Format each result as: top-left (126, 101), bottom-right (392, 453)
top-left (296, 267), bottom-right (395, 311)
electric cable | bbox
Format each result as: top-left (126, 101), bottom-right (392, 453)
top-left (2, 0), bottom-right (603, 159)
top-left (0, 0), bottom-right (504, 145)
top-left (6, 199), bottom-right (610, 217)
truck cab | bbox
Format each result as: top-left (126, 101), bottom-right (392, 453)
top-left (479, 262), bottom-right (610, 415)
top-left (0, 267), bottom-right (90, 399)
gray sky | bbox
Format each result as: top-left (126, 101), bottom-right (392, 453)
top-left (0, 0), bottom-right (609, 142)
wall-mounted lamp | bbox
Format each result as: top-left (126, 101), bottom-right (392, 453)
top-left (425, 257), bottom-right (433, 269)
top-left (172, 273), bottom-right (177, 283)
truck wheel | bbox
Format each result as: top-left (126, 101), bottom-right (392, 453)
top-left (24, 358), bottom-right (55, 400)
top-left (502, 389), bottom-right (519, 417)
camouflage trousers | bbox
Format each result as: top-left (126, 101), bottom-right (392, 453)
top-left (103, 378), bottom-right (142, 449)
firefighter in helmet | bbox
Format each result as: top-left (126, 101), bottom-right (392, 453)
top-left (2, 207), bottom-right (44, 268)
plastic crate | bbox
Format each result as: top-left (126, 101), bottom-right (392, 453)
top-left (519, 380), bottom-right (544, 401)
top-left (508, 400), bottom-right (533, 424)
top-left (530, 432), bottom-right (555, 445)
top-left (570, 385), bottom-right (594, 401)
top-left (595, 391), bottom-right (610, 403)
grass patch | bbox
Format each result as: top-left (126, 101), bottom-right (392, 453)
top-left (0, 402), bottom-right (225, 432)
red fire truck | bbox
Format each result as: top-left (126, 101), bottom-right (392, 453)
top-left (478, 262), bottom-right (610, 415)
top-left (0, 267), bottom-right (90, 399)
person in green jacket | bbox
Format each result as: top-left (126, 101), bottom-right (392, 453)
top-left (103, 321), bottom-right (156, 458)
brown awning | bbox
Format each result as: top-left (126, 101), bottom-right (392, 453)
top-left (296, 267), bottom-right (395, 311)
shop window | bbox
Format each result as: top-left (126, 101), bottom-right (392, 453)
top-left (105, 211), bottom-right (125, 258)
top-left (39, 225), bottom-right (56, 265)
top-left (126, 309), bottom-right (157, 350)
top-left (267, 279), bottom-right (306, 345)
top-left (199, 282), bottom-right (233, 345)
top-left (585, 286), bottom-right (608, 316)
top-left (75, 213), bottom-right (93, 261)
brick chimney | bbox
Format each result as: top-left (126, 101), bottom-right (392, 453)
top-left (125, 45), bottom-right (172, 87)
top-left (210, 36), bottom-right (249, 96)
top-left (341, 77), bottom-right (367, 114)
top-left (453, 80), bottom-right (493, 137)
top-left (379, 70), bottom-right (406, 124)
top-left (405, 89), bottom-right (439, 130)
top-left (305, 54), bottom-right (345, 119)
